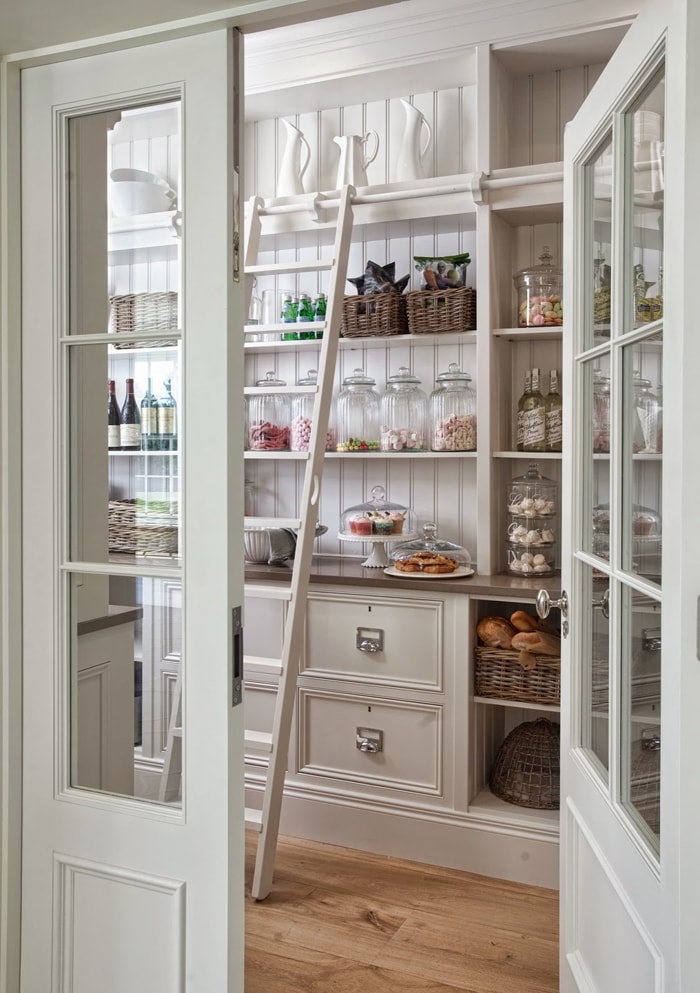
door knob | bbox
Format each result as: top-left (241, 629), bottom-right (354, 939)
top-left (593, 587), bottom-right (610, 619)
top-left (536, 588), bottom-right (568, 620)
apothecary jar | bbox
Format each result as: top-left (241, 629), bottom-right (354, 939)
top-left (430, 362), bottom-right (477, 452)
top-left (506, 462), bottom-right (558, 575)
top-left (380, 366), bottom-right (428, 451)
top-left (290, 369), bottom-right (335, 452)
top-left (247, 371), bottom-right (290, 451)
top-left (335, 368), bottom-right (381, 452)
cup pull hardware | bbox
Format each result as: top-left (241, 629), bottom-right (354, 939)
top-left (356, 627), bottom-right (384, 653)
top-left (356, 727), bottom-right (383, 753)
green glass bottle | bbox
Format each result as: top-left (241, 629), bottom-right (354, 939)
top-left (158, 377), bottom-right (178, 452)
top-left (140, 377), bottom-right (160, 451)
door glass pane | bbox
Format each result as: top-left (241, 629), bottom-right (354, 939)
top-left (581, 562), bottom-right (611, 777)
top-left (66, 99), bottom-right (183, 806)
top-left (585, 134), bottom-right (613, 350)
top-left (625, 72), bottom-right (665, 335)
top-left (621, 337), bottom-right (663, 584)
top-left (621, 585), bottom-right (661, 845)
top-left (70, 572), bottom-right (182, 806)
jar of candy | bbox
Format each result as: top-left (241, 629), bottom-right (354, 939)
top-left (429, 362), bottom-right (477, 451)
top-left (247, 371), bottom-right (290, 451)
top-left (335, 368), bottom-right (381, 452)
top-left (513, 245), bottom-right (563, 327)
top-left (290, 369), bottom-right (335, 452)
top-left (593, 370), bottom-right (611, 453)
top-left (380, 366), bottom-right (428, 451)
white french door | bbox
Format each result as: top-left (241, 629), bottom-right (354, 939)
top-left (561, 0), bottom-right (700, 989)
top-left (21, 30), bottom-right (245, 992)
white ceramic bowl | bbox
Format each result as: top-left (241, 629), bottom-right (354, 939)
top-left (243, 528), bottom-right (271, 564)
top-left (109, 168), bottom-right (176, 216)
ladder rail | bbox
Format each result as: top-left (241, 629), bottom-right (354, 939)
top-left (249, 184), bottom-right (356, 901)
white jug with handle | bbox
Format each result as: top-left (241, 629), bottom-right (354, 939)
top-left (333, 131), bottom-right (379, 188)
top-left (393, 99), bottom-right (432, 183)
top-left (277, 119), bottom-right (311, 197)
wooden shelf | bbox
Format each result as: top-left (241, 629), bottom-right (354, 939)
top-left (473, 696), bottom-right (560, 713)
top-left (468, 787), bottom-right (560, 833)
top-left (244, 330), bottom-right (478, 354)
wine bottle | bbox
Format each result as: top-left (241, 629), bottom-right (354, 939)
top-left (522, 367), bottom-right (546, 453)
top-left (516, 370), bottom-right (531, 452)
top-left (108, 379), bottom-right (121, 451)
top-left (545, 369), bottom-right (563, 452)
top-left (140, 378), bottom-right (160, 451)
top-left (158, 377), bottom-right (177, 451)
top-left (119, 377), bottom-right (142, 451)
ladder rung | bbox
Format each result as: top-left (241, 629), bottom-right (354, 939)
top-left (244, 516), bottom-right (302, 530)
top-left (245, 260), bottom-right (333, 276)
top-left (245, 808), bottom-right (263, 832)
top-left (244, 582), bottom-right (292, 601)
top-left (245, 730), bottom-right (274, 753)
top-left (244, 655), bottom-right (284, 676)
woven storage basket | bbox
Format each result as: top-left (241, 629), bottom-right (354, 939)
top-left (474, 646), bottom-right (560, 705)
top-left (109, 291), bottom-right (179, 347)
top-left (406, 286), bottom-right (476, 334)
top-left (341, 293), bottom-right (407, 338)
top-left (108, 499), bottom-right (179, 557)
top-left (490, 717), bottom-right (560, 809)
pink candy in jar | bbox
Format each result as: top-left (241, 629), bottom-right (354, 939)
top-left (429, 364), bottom-right (477, 452)
top-left (247, 371), bottom-right (290, 451)
top-left (289, 369), bottom-right (335, 452)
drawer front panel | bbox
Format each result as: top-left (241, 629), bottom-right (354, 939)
top-left (297, 688), bottom-right (443, 796)
top-left (305, 592), bottom-right (443, 689)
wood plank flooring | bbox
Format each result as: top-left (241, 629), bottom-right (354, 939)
top-left (245, 833), bottom-right (559, 993)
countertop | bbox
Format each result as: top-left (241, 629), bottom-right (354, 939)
top-left (244, 555), bottom-right (563, 599)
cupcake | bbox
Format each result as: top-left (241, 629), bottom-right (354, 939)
top-left (374, 517), bottom-right (394, 535)
top-left (353, 516), bottom-right (373, 536)
top-left (389, 511), bottom-right (406, 534)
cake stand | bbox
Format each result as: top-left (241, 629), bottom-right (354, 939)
top-left (337, 531), bottom-right (417, 568)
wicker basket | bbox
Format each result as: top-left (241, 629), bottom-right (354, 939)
top-left (490, 717), bottom-right (560, 809)
top-left (341, 293), bottom-right (407, 338)
top-left (406, 286), bottom-right (476, 335)
top-left (475, 646), bottom-right (560, 705)
top-left (109, 291), bottom-right (179, 347)
top-left (108, 499), bottom-right (179, 557)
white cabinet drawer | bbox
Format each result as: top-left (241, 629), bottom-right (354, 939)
top-left (304, 591), bottom-right (444, 690)
top-left (297, 688), bottom-right (443, 797)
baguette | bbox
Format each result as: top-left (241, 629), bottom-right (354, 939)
top-left (510, 609), bottom-right (559, 635)
top-left (511, 630), bottom-right (561, 656)
top-left (476, 616), bottom-right (517, 649)
top-left (518, 650), bottom-right (538, 670)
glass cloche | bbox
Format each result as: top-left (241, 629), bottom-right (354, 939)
top-left (390, 522), bottom-right (472, 575)
top-left (340, 485), bottom-right (415, 537)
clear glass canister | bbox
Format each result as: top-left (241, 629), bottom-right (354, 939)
top-left (247, 371), bottom-right (290, 451)
top-left (506, 462), bottom-right (558, 575)
top-left (290, 369), bottom-right (335, 452)
top-left (380, 366), bottom-right (428, 451)
top-left (335, 368), bottom-right (381, 452)
top-left (513, 245), bottom-right (563, 327)
top-left (430, 362), bottom-right (477, 451)
top-left (390, 522), bottom-right (472, 574)
top-left (632, 372), bottom-right (661, 453)
top-left (593, 371), bottom-right (611, 453)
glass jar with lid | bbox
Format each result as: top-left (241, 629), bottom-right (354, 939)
top-left (335, 368), bottom-right (381, 452)
top-left (289, 369), bottom-right (335, 452)
top-left (513, 245), bottom-right (563, 327)
top-left (430, 362), bottom-right (477, 451)
top-left (389, 522), bottom-right (472, 575)
top-left (593, 370), bottom-right (611, 453)
top-left (247, 371), bottom-right (290, 451)
top-left (380, 366), bottom-right (428, 451)
top-left (505, 462), bottom-right (558, 575)
top-left (632, 371), bottom-right (662, 453)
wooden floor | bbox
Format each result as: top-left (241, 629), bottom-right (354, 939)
top-left (245, 833), bottom-right (559, 993)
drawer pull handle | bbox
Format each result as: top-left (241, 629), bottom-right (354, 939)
top-left (356, 727), bottom-right (383, 753)
top-left (356, 627), bottom-right (384, 653)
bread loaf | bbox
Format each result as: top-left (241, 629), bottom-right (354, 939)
top-left (511, 630), bottom-right (561, 656)
top-left (476, 616), bottom-right (517, 649)
top-left (510, 609), bottom-right (558, 635)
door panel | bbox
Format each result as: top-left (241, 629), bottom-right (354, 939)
top-left (21, 30), bottom-right (244, 991)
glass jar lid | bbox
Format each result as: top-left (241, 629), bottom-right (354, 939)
top-left (513, 245), bottom-right (562, 288)
top-left (296, 368), bottom-right (318, 386)
top-left (386, 366), bottom-right (423, 389)
top-left (390, 522), bottom-right (472, 571)
top-left (342, 367), bottom-right (376, 387)
top-left (255, 370), bottom-right (287, 388)
top-left (435, 362), bottom-right (472, 386)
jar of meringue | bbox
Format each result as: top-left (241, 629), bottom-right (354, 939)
top-left (380, 366), bottom-right (428, 452)
top-left (429, 362), bottom-right (477, 452)
top-left (505, 462), bottom-right (558, 575)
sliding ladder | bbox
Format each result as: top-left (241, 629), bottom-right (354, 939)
top-left (243, 185), bottom-right (355, 900)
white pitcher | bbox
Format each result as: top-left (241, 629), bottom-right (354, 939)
top-left (393, 99), bottom-right (432, 183)
top-left (277, 119), bottom-right (310, 197)
top-left (333, 131), bottom-right (379, 188)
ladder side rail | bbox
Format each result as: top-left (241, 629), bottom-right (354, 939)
top-left (243, 194), bottom-right (264, 315)
top-left (250, 186), bottom-right (355, 900)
